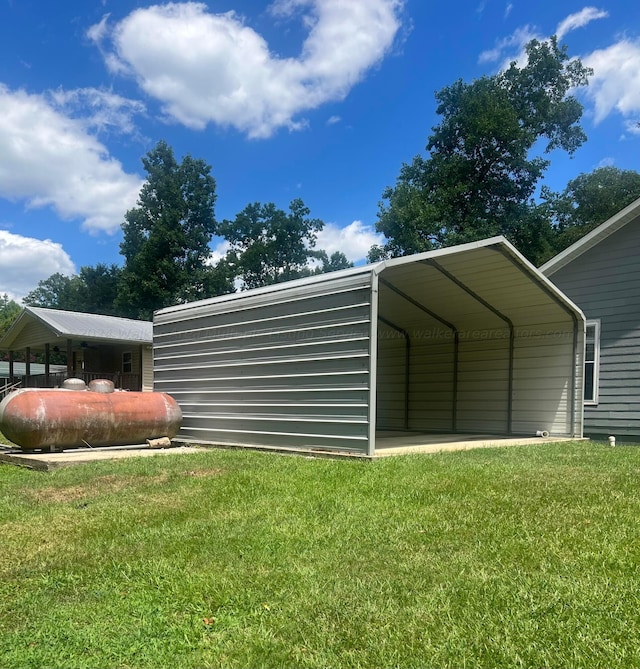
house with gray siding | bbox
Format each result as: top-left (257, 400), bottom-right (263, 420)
top-left (540, 196), bottom-right (640, 441)
top-left (155, 237), bottom-right (584, 456)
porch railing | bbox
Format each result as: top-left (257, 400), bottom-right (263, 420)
top-left (0, 379), bottom-right (21, 401)
top-left (0, 372), bottom-right (142, 392)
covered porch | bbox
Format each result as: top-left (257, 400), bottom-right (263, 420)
top-left (0, 307), bottom-right (153, 397)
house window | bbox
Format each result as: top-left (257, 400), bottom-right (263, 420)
top-left (122, 351), bottom-right (133, 374)
top-left (584, 320), bottom-right (600, 404)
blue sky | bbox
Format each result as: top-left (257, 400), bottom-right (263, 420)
top-left (1, 0), bottom-right (639, 302)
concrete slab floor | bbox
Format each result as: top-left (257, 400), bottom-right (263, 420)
top-left (0, 433), bottom-right (584, 469)
top-left (0, 443), bottom-right (203, 471)
top-left (374, 431), bottom-right (581, 456)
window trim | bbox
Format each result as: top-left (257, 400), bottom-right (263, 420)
top-left (122, 351), bottom-right (133, 375)
top-left (584, 319), bottom-right (600, 406)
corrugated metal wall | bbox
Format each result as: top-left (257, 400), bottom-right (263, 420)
top-left (154, 272), bottom-right (375, 454)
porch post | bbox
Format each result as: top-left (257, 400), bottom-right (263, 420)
top-left (9, 350), bottom-right (14, 383)
top-left (25, 346), bottom-right (31, 382)
top-left (45, 343), bottom-right (50, 384)
top-left (66, 339), bottom-right (73, 378)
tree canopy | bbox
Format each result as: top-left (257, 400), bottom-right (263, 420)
top-left (315, 251), bottom-right (353, 274)
top-left (539, 166), bottom-right (640, 260)
top-left (17, 146), bottom-right (350, 316)
top-left (22, 265), bottom-right (123, 316)
top-left (23, 273), bottom-right (80, 311)
top-left (374, 37), bottom-right (592, 265)
top-left (219, 199), bottom-right (326, 290)
top-left (117, 140), bottom-right (230, 320)
top-left (0, 294), bottom-right (21, 340)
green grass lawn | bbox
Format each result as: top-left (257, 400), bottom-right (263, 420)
top-left (1, 440), bottom-right (639, 668)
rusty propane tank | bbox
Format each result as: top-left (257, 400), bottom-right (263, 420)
top-left (0, 383), bottom-right (182, 450)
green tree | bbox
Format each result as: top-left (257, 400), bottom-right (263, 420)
top-left (0, 294), bottom-right (21, 339)
top-left (117, 140), bottom-right (229, 320)
top-left (376, 37), bottom-right (591, 265)
top-left (315, 251), bottom-right (353, 274)
top-left (219, 199), bottom-right (325, 289)
top-left (23, 273), bottom-right (81, 310)
top-left (22, 265), bottom-right (124, 316)
top-left (76, 264), bottom-right (122, 315)
top-left (540, 166), bottom-right (640, 261)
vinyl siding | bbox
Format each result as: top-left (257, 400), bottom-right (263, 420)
top-left (15, 320), bottom-right (56, 347)
top-left (142, 346), bottom-right (154, 391)
top-left (547, 218), bottom-right (640, 439)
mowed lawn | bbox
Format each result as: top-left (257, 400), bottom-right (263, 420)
top-left (1, 439), bottom-right (639, 668)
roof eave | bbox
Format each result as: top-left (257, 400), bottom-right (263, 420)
top-left (540, 196), bottom-right (640, 276)
top-left (0, 307), bottom-right (63, 349)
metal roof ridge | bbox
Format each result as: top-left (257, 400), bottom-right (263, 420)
top-left (491, 238), bottom-right (586, 322)
top-left (24, 306), bottom-right (66, 337)
top-left (27, 306), bottom-right (151, 327)
top-left (370, 236), bottom-right (508, 275)
top-left (155, 262), bottom-right (380, 316)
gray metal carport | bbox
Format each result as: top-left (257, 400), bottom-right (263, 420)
top-left (154, 237), bottom-right (585, 456)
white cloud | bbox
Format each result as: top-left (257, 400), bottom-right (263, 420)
top-left (476, 8), bottom-right (640, 134)
top-left (504, 3), bottom-right (513, 19)
top-left (316, 220), bottom-right (385, 262)
top-left (479, 7), bottom-right (607, 67)
top-left (206, 239), bottom-right (231, 266)
top-left (597, 157), bottom-right (615, 167)
top-left (478, 26), bottom-right (539, 65)
top-left (625, 120), bottom-right (640, 136)
top-left (91, 0), bottom-right (404, 138)
top-left (86, 13), bottom-right (110, 44)
top-left (0, 231), bottom-right (75, 302)
top-left (582, 39), bottom-right (640, 125)
top-left (326, 115), bottom-right (341, 125)
top-left (556, 7), bottom-right (608, 41)
top-left (49, 87), bottom-right (146, 136)
top-left (0, 84), bottom-right (143, 234)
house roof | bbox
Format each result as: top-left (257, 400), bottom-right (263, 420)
top-left (539, 196), bottom-right (640, 276)
top-left (0, 307), bottom-right (152, 350)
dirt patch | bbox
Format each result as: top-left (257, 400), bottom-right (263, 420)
top-left (183, 468), bottom-right (224, 478)
top-left (25, 472), bottom-right (171, 503)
